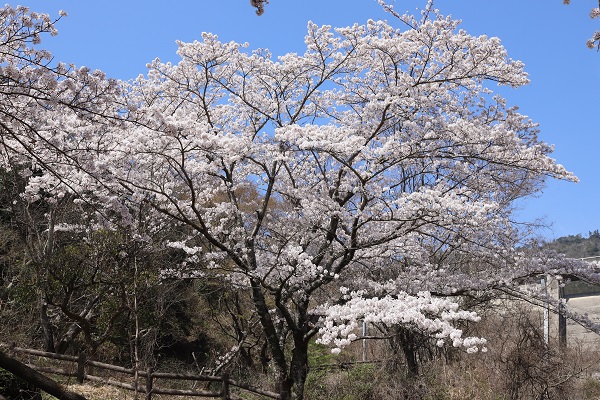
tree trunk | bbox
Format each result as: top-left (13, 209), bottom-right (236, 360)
top-left (259, 340), bottom-right (270, 374)
top-left (389, 328), bottom-right (420, 376)
top-left (275, 335), bottom-right (310, 400)
top-left (289, 335), bottom-right (310, 400)
top-left (0, 350), bottom-right (87, 400)
top-left (40, 297), bottom-right (55, 353)
top-left (56, 322), bottom-right (83, 354)
top-left (278, 376), bottom-right (294, 400)
top-left (401, 337), bottom-right (419, 377)
top-left (248, 276), bottom-right (315, 399)
top-left (248, 279), bottom-right (292, 398)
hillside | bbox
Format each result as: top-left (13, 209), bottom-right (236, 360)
top-left (544, 230), bottom-right (600, 259)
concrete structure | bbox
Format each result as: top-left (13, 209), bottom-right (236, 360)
top-left (546, 256), bottom-right (600, 348)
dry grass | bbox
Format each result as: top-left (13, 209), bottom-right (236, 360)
top-left (52, 383), bottom-right (216, 400)
top-left (65, 384), bottom-right (133, 400)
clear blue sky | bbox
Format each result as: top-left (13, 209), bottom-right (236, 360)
top-left (15, 0), bottom-right (600, 240)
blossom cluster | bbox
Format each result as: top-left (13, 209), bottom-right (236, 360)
top-left (316, 289), bottom-right (487, 354)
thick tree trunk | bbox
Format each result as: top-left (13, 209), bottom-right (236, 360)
top-left (0, 350), bottom-right (86, 400)
top-left (275, 336), bottom-right (310, 400)
top-left (278, 376), bottom-right (294, 400)
top-left (401, 338), bottom-right (419, 377)
top-left (389, 328), bottom-right (420, 376)
top-left (248, 279), bottom-right (291, 398)
top-left (248, 275), bottom-right (314, 399)
top-left (289, 335), bottom-right (310, 400)
top-left (279, 305), bottom-right (312, 400)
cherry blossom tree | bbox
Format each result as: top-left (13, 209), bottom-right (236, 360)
top-left (2, 2), bottom-right (597, 399)
top-left (32, 7), bottom-right (584, 398)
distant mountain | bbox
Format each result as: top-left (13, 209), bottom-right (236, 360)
top-left (544, 230), bottom-right (600, 259)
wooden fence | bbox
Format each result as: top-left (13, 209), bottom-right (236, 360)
top-left (4, 344), bottom-right (279, 400)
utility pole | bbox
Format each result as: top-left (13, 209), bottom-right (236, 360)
top-left (558, 284), bottom-right (567, 347)
top-left (362, 320), bottom-right (367, 362)
top-left (541, 275), bottom-right (549, 345)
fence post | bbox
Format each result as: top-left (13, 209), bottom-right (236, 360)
top-left (76, 352), bottom-right (86, 384)
top-left (222, 372), bottom-right (230, 400)
top-left (7, 343), bottom-right (15, 358)
top-left (145, 367), bottom-right (153, 400)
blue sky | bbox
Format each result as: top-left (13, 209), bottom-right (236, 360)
top-left (15, 0), bottom-right (600, 240)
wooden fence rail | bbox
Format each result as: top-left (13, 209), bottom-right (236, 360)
top-left (3, 344), bottom-right (279, 399)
